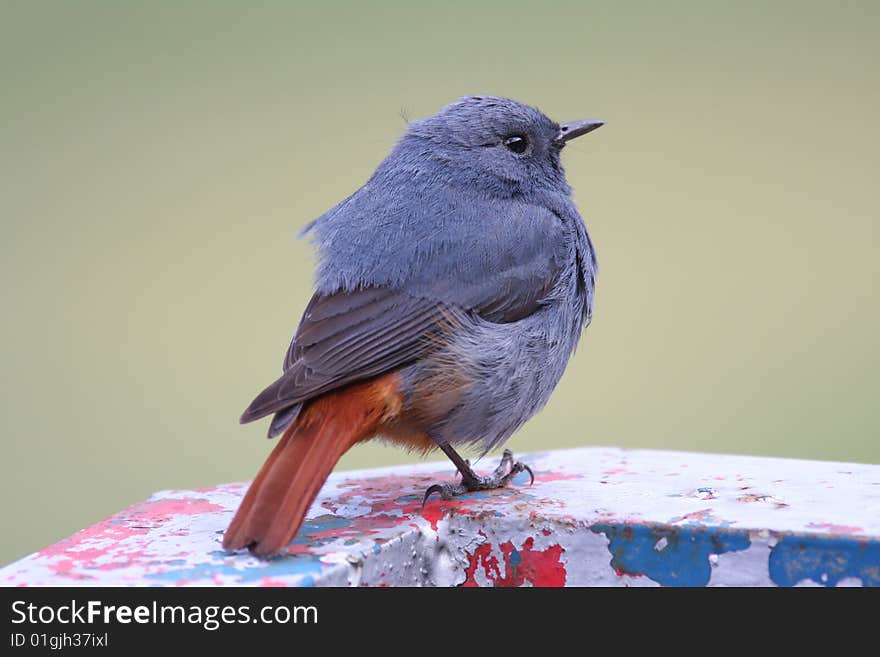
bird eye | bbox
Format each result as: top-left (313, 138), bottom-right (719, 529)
top-left (503, 135), bottom-right (528, 154)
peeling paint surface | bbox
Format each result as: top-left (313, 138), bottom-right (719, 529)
top-left (1, 447), bottom-right (878, 587)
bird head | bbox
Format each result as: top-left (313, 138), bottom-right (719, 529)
top-left (400, 95), bottom-right (603, 197)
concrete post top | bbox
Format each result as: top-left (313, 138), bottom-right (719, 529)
top-left (2, 447), bottom-right (878, 587)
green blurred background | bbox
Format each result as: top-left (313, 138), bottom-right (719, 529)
top-left (1, 1), bottom-right (878, 565)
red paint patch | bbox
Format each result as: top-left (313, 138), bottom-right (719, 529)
top-left (259, 577), bottom-right (290, 587)
top-left (535, 471), bottom-right (582, 483)
top-left (462, 542), bottom-right (498, 587)
top-left (305, 527), bottom-right (358, 541)
top-left (282, 544), bottom-right (314, 557)
top-left (463, 536), bottom-right (566, 587)
top-left (420, 503), bottom-right (446, 531)
top-left (53, 559), bottom-right (91, 580)
top-left (140, 498), bottom-right (226, 518)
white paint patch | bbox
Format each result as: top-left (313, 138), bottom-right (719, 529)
top-left (836, 577), bottom-right (863, 587)
top-left (708, 534), bottom-right (776, 587)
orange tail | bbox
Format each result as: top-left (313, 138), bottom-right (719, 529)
top-left (223, 374), bottom-right (403, 557)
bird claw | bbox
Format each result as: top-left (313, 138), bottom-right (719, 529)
top-left (422, 484), bottom-right (447, 505)
top-left (421, 449), bottom-right (534, 505)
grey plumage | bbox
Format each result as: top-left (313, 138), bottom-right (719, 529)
top-left (241, 95), bottom-right (599, 454)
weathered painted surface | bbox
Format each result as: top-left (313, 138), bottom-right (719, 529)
top-left (2, 447), bottom-right (878, 587)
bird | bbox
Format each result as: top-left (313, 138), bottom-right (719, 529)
top-left (222, 95), bottom-right (603, 557)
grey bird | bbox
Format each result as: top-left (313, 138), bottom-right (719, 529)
top-left (223, 95), bottom-right (603, 556)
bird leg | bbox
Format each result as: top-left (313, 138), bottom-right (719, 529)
top-left (423, 444), bottom-right (534, 504)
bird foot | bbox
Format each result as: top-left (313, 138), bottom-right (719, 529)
top-left (423, 449), bottom-right (534, 504)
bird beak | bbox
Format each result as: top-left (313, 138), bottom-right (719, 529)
top-left (556, 119), bottom-right (604, 144)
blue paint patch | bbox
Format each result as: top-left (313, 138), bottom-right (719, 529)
top-left (297, 514), bottom-right (351, 537)
top-left (769, 536), bottom-right (880, 587)
top-left (145, 552), bottom-right (325, 585)
top-left (461, 491), bottom-right (492, 501)
top-left (592, 523), bottom-right (751, 587)
top-left (511, 470), bottom-right (533, 486)
top-left (508, 548), bottom-right (522, 567)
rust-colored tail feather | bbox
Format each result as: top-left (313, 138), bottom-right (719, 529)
top-left (223, 375), bottom-right (401, 557)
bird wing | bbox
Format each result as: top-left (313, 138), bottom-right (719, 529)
top-left (240, 256), bottom-right (561, 425)
top-left (241, 287), bottom-right (452, 423)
